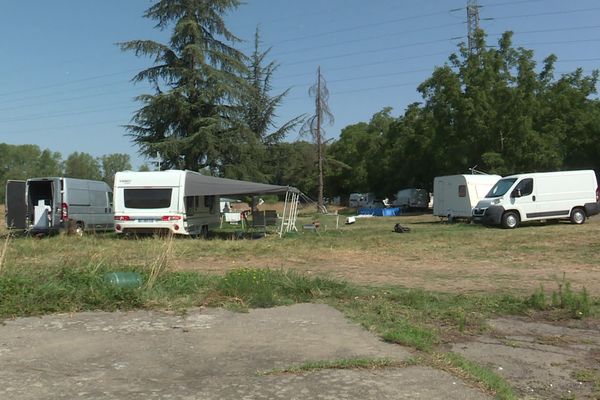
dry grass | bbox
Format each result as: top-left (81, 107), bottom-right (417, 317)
top-left (145, 231), bottom-right (175, 289)
top-left (2, 207), bottom-right (600, 296)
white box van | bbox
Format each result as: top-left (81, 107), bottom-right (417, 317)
top-left (472, 170), bottom-right (600, 228)
top-left (433, 174), bottom-right (501, 220)
top-left (5, 177), bottom-right (113, 235)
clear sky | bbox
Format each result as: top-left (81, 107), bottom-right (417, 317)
top-left (1, 0), bottom-right (599, 169)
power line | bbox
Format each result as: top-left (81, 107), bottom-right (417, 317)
top-left (283, 36), bottom-right (465, 67)
top-left (0, 102), bottom-right (135, 124)
top-left (271, 22), bottom-right (464, 58)
top-left (0, 69), bottom-right (139, 98)
top-left (0, 120), bottom-right (127, 135)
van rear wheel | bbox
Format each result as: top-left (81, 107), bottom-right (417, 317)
top-left (74, 222), bottom-right (84, 237)
top-left (570, 208), bottom-right (586, 225)
top-left (501, 211), bottom-right (519, 229)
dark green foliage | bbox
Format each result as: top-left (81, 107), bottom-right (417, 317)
top-left (227, 28), bottom-right (303, 182)
top-left (119, 0), bottom-right (248, 172)
top-left (324, 30), bottom-right (599, 197)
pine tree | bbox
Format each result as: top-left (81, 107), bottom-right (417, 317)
top-left (119, 0), bottom-right (248, 172)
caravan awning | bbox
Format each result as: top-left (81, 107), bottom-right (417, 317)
top-left (184, 171), bottom-right (298, 196)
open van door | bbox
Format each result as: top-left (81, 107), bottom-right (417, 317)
top-left (5, 180), bottom-right (27, 229)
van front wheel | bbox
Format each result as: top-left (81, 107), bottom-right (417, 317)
top-left (501, 211), bottom-right (519, 229)
top-left (570, 208), bottom-right (586, 225)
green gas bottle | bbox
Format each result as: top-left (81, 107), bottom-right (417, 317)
top-left (103, 272), bottom-right (143, 288)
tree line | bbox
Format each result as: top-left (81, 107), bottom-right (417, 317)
top-left (0, 145), bottom-right (139, 202)
top-left (116, 0), bottom-right (599, 202)
top-left (2, 1), bottom-right (598, 206)
top-left (324, 31), bottom-right (600, 198)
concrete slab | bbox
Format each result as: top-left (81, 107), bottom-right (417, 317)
top-left (0, 304), bottom-right (490, 399)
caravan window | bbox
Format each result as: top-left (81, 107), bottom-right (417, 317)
top-left (458, 185), bottom-right (466, 197)
top-left (485, 178), bottom-right (517, 198)
top-left (124, 189), bottom-right (172, 209)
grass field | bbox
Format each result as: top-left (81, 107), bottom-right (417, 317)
top-left (2, 206), bottom-right (599, 399)
top-left (2, 209), bottom-right (599, 295)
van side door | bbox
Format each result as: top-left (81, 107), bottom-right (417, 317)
top-left (510, 178), bottom-right (536, 220)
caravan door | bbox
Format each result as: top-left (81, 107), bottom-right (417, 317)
top-left (5, 180), bottom-right (27, 229)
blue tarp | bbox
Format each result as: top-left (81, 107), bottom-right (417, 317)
top-left (358, 207), bottom-right (401, 217)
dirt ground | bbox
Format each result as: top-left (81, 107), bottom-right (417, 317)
top-left (453, 316), bottom-right (600, 399)
top-left (175, 214), bottom-right (600, 296)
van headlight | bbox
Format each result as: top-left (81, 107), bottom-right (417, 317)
top-left (491, 198), bottom-right (502, 205)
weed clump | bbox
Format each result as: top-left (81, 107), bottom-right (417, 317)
top-left (526, 275), bottom-right (591, 318)
top-left (216, 268), bottom-right (352, 308)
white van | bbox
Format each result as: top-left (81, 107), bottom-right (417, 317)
top-left (433, 174), bottom-right (501, 220)
top-left (5, 177), bottom-right (113, 235)
top-left (472, 170), bottom-right (600, 228)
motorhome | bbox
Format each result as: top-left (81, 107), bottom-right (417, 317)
top-left (113, 170), bottom-right (221, 236)
top-left (472, 170), bottom-right (600, 228)
top-left (5, 177), bottom-right (113, 235)
top-left (433, 174), bottom-right (501, 220)
top-left (393, 188), bottom-right (430, 210)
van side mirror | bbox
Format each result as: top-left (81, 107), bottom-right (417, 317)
top-left (511, 189), bottom-right (522, 198)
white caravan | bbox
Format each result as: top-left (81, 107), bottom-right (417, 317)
top-left (433, 174), bottom-right (501, 220)
top-left (114, 170), bottom-right (221, 236)
top-left (5, 177), bottom-right (113, 235)
top-left (393, 188), bottom-right (430, 210)
top-left (472, 170), bottom-right (600, 228)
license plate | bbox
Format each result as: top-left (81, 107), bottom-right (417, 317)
top-left (138, 219), bottom-right (155, 223)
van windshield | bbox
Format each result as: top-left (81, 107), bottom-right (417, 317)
top-left (124, 189), bottom-right (172, 209)
top-left (485, 178), bottom-right (517, 198)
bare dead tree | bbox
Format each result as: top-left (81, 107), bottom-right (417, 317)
top-left (301, 66), bottom-right (334, 213)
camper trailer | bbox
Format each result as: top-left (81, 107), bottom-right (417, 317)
top-left (472, 170), bottom-right (600, 228)
top-left (5, 177), bottom-right (113, 235)
top-left (393, 188), bottom-right (430, 210)
top-left (113, 170), bottom-right (221, 236)
top-left (113, 170), bottom-right (296, 236)
top-left (433, 174), bottom-right (501, 220)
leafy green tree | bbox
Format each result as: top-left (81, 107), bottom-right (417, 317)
top-left (120, 0), bottom-right (248, 173)
top-left (100, 153), bottom-right (132, 186)
top-left (64, 152), bottom-right (101, 180)
top-left (0, 144), bottom-right (63, 203)
top-left (138, 164), bottom-right (151, 172)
